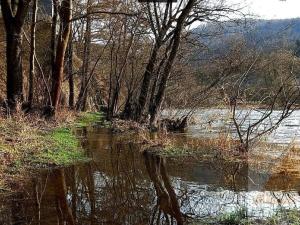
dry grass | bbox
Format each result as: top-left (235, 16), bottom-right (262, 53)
top-left (0, 109), bottom-right (97, 192)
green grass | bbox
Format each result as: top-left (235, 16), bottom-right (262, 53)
top-left (194, 209), bottom-right (300, 225)
top-left (75, 112), bottom-right (107, 127)
top-left (37, 112), bottom-right (107, 165)
top-left (37, 128), bottom-right (88, 165)
top-left (266, 209), bottom-right (300, 225)
top-left (218, 208), bottom-right (248, 225)
top-left (0, 113), bottom-right (96, 191)
top-left (161, 146), bottom-right (194, 157)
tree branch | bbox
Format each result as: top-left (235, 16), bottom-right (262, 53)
top-left (70, 10), bottom-right (139, 22)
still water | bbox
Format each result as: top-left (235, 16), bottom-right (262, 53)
top-left (1, 123), bottom-right (300, 224)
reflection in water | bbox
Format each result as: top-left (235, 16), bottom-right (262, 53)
top-left (52, 169), bottom-right (75, 225)
top-left (144, 150), bottom-right (184, 225)
top-left (0, 127), bottom-right (300, 224)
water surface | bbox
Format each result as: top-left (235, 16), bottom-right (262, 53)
top-left (164, 109), bottom-right (300, 146)
top-left (1, 125), bottom-right (300, 224)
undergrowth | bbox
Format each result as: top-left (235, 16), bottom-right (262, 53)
top-left (76, 111), bottom-right (109, 127)
top-left (195, 209), bottom-right (300, 225)
top-left (0, 110), bottom-right (103, 192)
top-left (37, 128), bottom-right (87, 165)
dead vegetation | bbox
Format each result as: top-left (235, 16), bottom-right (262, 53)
top-left (0, 109), bottom-right (97, 192)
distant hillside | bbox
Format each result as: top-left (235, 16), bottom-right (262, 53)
top-left (192, 18), bottom-right (300, 58)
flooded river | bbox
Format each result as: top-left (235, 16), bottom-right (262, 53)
top-left (165, 109), bottom-right (300, 146)
top-left (1, 120), bottom-right (300, 224)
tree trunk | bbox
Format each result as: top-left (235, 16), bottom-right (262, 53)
top-left (28, 0), bottom-right (38, 108)
top-left (134, 41), bottom-right (161, 121)
top-left (76, 0), bottom-right (92, 111)
top-left (51, 0), bottom-right (58, 79)
top-left (68, 24), bottom-right (74, 109)
top-left (1, 0), bottom-right (31, 109)
top-left (50, 0), bottom-right (72, 114)
top-left (6, 28), bottom-right (24, 108)
top-left (122, 95), bottom-right (133, 119)
top-left (150, 0), bottom-right (195, 126)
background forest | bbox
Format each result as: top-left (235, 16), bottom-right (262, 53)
top-left (0, 0), bottom-right (299, 127)
top-left (0, 0), bottom-right (300, 152)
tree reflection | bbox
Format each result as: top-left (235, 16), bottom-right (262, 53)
top-left (51, 169), bottom-right (75, 225)
top-left (144, 150), bottom-right (184, 225)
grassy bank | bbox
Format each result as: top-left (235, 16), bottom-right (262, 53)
top-left (194, 209), bottom-right (300, 225)
top-left (0, 111), bottom-right (103, 191)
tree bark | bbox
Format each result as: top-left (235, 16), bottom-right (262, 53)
top-left (150, 0), bottom-right (196, 126)
top-left (28, 0), bottom-right (38, 108)
top-left (50, 0), bottom-right (72, 114)
top-left (51, 0), bottom-right (58, 80)
top-left (1, 0), bottom-right (31, 109)
top-left (68, 24), bottom-right (74, 109)
top-left (76, 0), bottom-right (92, 111)
top-left (134, 41), bottom-right (161, 121)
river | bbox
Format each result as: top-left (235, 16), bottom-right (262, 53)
top-left (164, 108), bottom-right (300, 146)
top-left (1, 109), bottom-right (300, 224)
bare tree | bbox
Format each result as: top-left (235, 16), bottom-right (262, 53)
top-left (28, 0), bottom-right (38, 108)
top-left (1, 0), bottom-right (31, 109)
top-left (76, 0), bottom-right (93, 111)
top-left (50, 0), bottom-right (72, 115)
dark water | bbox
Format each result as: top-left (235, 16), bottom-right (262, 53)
top-left (1, 127), bottom-right (300, 225)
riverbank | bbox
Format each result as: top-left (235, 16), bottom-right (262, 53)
top-left (0, 121), bottom-right (299, 224)
top-left (195, 208), bottom-right (300, 225)
top-left (0, 110), bottom-right (103, 192)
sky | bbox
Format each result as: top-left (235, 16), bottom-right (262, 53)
top-left (233, 0), bottom-right (300, 19)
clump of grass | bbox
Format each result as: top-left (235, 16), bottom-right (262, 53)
top-left (155, 132), bottom-right (239, 159)
top-left (161, 145), bottom-right (196, 157)
top-left (196, 209), bottom-right (300, 225)
top-left (266, 209), bottom-right (300, 225)
top-left (76, 112), bottom-right (108, 127)
top-left (218, 208), bottom-right (248, 225)
top-left (0, 111), bottom-right (92, 192)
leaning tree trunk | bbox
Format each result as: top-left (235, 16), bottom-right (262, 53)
top-left (1, 0), bottom-right (31, 109)
top-left (150, 0), bottom-right (196, 127)
top-left (51, 0), bottom-right (72, 114)
top-left (133, 41), bottom-right (161, 121)
top-left (28, 0), bottom-right (38, 108)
